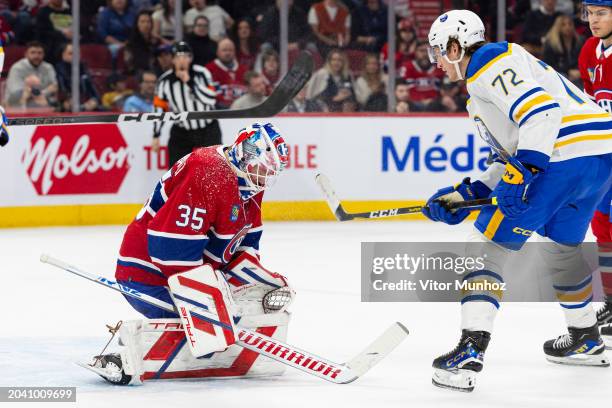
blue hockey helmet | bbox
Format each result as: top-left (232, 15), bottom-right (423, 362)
top-left (583, 0), bottom-right (612, 21)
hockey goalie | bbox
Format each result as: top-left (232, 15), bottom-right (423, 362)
top-left (84, 122), bottom-right (295, 385)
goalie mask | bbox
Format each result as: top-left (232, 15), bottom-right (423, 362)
top-left (227, 122), bottom-right (288, 200)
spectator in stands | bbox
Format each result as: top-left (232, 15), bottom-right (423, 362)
top-left (97, 0), bottom-right (136, 58)
top-left (380, 17), bottom-right (417, 70)
top-left (5, 41), bottom-right (57, 109)
top-left (354, 53), bottom-right (385, 110)
top-left (258, 49), bottom-right (280, 94)
top-left (55, 43), bottom-right (100, 112)
top-left (125, 10), bottom-right (160, 74)
top-left (394, 79), bottom-right (410, 113)
top-left (184, 0), bottom-right (233, 41)
top-left (230, 18), bottom-right (259, 69)
top-left (153, 44), bottom-right (173, 76)
top-left (439, 78), bottom-right (468, 113)
top-left (102, 73), bottom-right (133, 110)
top-left (521, 0), bottom-right (561, 55)
top-left (286, 86), bottom-right (326, 112)
top-left (230, 71), bottom-right (266, 109)
top-left (308, 0), bottom-right (351, 56)
top-left (398, 40), bottom-right (444, 112)
top-left (352, 0), bottom-right (387, 53)
top-left (123, 70), bottom-right (156, 112)
top-left (152, 0), bottom-right (176, 44)
top-left (258, 0), bottom-right (309, 52)
top-left (186, 15), bottom-right (217, 66)
top-left (306, 48), bottom-right (354, 112)
top-left (36, 0), bottom-right (72, 63)
top-left (0, 1), bottom-right (29, 44)
top-left (542, 13), bottom-right (583, 85)
top-left (206, 37), bottom-right (248, 108)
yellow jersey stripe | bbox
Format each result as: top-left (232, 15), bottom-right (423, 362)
top-left (467, 44), bottom-right (513, 84)
top-left (561, 113), bottom-right (611, 123)
top-left (556, 283), bottom-right (593, 303)
top-left (554, 134), bottom-right (612, 149)
top-left (514, 94), bottom-right (554, 122)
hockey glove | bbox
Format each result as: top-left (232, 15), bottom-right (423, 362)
top-left (0, 106), bottom-right (8, 147)
top-left (422, 178), bottom-right (492, 225)
top-left (492, 160), bottom-right (539, 219)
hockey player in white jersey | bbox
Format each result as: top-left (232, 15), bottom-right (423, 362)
top-left (423, 10), bottom-right (612, 392)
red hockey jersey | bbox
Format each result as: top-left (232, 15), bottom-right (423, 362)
top-left (579, 36), bottom-right (612, 113)
top-left (205, 59), bottom-right (248, 108)
top-left (116, 146), bottom-right (263, 286)
top-left (398, 60), bottom-right (444, 102)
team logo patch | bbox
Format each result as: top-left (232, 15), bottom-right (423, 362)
top-left (230, 205), bottom-right (240, 222)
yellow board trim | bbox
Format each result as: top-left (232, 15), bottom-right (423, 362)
top-left (554, 133), bottom-right (612, 149)
top-left (0, 201), bottom-right (483, 228)
top-left (467, 43), bottom-right (513, 84)
top-left (483, 208), bottom-right (504, 240)
top-left (561, 113), bottom-right (611, 123)
top-left (514, 94), bottom-right (554, 122)
top-left (556, 283), bottom-right (593, 303)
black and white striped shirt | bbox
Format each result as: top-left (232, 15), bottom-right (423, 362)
top-left (153, 64), bottom-right (217, 137)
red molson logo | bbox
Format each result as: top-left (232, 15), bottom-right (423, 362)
top-left (22, 124), bottom-right (130, 195)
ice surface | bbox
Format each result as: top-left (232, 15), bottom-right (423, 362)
top-left (0, 222), bottom-right (610, 408)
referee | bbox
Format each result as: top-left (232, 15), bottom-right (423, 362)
top-left (151, 41), bottom-right (222, 168)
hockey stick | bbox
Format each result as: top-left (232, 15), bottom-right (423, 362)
top-left (316, 173), bottom-right (495, 221)
top-left (8, 52), bottom-right (314, 127)
top-left (40, 254), bottom-right (408, 384)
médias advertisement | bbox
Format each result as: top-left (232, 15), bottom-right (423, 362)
top-left (0, 115), bottom-right (490, 227)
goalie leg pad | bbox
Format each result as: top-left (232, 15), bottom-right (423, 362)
top-left (167, 265), bottom-right (238, 357)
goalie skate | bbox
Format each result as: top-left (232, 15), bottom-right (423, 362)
top-left (78, 354), bottom-right (132, 385)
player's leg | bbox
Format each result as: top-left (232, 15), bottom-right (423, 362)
top-left (194, 120), bottom-right (222, 149)
top-left (432, 225), bottom-right (509, 392)
top-left (167, 124), bottom-right (193, 168)
top-left (592, 188), bottom-right (612, 347)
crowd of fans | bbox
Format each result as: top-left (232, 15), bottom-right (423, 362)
top-left (0, 0), bottom-right (593, 114)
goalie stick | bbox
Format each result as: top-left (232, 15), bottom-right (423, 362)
top-left (40, 254), bottom-right (408, 384)
top-left (316, 173), bottom-right (494, 221)
top-left (8, 51), bottom-right (314, 127)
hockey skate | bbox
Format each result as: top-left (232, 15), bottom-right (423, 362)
top-left (79, 354), bottom-right (133, 385)
top-left (432, 330), bottom-right (490, 392)
top-left (596, 299), bottom-right (612, 349)
top-left (543, 325), bottom-right (610, 367)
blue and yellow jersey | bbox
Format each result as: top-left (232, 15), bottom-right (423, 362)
top-left (466, 41), bottom-right (612, 185)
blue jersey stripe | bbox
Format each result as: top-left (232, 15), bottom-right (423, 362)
top-left (240, 230), bottom-right (262, 251)
top-left (560, 296), bottom-right (593, 309)
top-left (553, 275), bottom-right (592, 291)
top-left (147, 234), bottom-right (208, 263)
top-left (461, 294), bottom-right (500, 309)
top-left (116, 259), bottom-right (167, 278)
top-left (462, 269), bottom-right (504, 283)
top-left (149, 182), bottom-right (166, 213)
top-left (508, 87), bottom-right (544, 122)
top-left (519, 103), bottom-right (560, 127)
top-left (558, 120), bottom-right (612, 138)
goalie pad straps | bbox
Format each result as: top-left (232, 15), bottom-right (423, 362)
top-left (167, 264), bottom-right (238, 357)
top-left (222, 252), bottom-right (295, 314)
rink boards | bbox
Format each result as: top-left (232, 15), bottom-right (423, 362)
top-left (0, 113), bottom-right (489, 227)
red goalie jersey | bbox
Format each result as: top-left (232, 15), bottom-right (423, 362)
top-left (116, 146), bottom-right (263, 287)
top-left (578, 36), bottom-right (612, 113)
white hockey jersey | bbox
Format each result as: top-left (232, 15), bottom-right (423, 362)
top-left (465, 42), bottom-right (612, 189)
